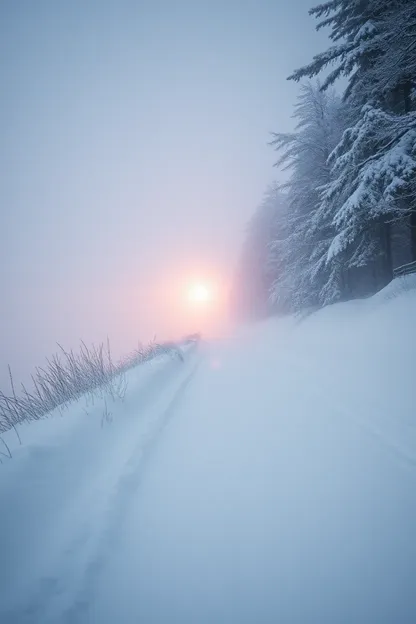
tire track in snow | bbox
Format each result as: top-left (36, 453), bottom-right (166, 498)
top-left (61, 358), bottom-right (201, 624)
top-left (5, 358), bottom-right (201, 624)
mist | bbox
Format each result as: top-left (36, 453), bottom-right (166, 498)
top-left (0, 0), bottom-right (327, 385)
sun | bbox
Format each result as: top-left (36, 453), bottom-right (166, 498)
top-left (188, 283), bottom-right (211, 303)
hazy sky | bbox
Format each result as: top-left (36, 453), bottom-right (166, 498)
top-left (0, 0), bottom-right (328, 383)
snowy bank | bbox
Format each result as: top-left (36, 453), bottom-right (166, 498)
top-left (237, 274), bottom-right (416, 465)
top-left (0, 343), bottom-right (200, 620)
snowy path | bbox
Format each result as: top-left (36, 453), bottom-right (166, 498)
top-left (65, 338), bottom-right (416, 622)
top-left (0, 352), bottom-right (202, 623)
top-left (1, 292), bottom-right (416, 624)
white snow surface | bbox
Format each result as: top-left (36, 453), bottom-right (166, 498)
top-left (1, 279), bottom-right (416, 623)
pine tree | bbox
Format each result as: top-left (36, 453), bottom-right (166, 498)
top-left (289, 0), bottom-right (416, 276)
top-left (269, 83), bottom-right (346, 311)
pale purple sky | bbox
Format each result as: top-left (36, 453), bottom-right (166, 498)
top-left (0, 0), bottom-right (328, 383)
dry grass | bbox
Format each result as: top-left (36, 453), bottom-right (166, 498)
top-left (0, 337), bottom-right (187, 438)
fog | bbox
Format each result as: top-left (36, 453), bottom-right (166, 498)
top-left (0, 0), bottom-right (326, 384)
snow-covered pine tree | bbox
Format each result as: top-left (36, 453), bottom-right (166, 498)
top-left (289, 0), bottom-right (416, 281)
top-left (323, 105), bottom-right (416, 281)
top-left (269, 82), bottom-right (345, 312)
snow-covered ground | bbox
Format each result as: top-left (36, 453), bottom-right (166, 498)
top-left (1, 278), bottom-right (415, 623)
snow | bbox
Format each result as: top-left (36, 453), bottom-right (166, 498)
top-left (0, 348), bottom-right (201, 621)
top-left (1, 280), bottom-right (416, 623)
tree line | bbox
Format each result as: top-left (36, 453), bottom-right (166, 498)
top-left (233, 0), bottom-right (416, 319)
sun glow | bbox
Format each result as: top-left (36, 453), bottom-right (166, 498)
top-left (188, 283), bottom-right (211, 303)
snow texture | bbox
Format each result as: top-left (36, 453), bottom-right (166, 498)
top-left (1, 280), bottom-right (416, 623)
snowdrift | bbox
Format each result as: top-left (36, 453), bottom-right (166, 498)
top-left (236, 274), bottom-right (416, 464)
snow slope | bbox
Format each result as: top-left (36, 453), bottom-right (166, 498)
top-left (1, 278), bottom-right (415, 623)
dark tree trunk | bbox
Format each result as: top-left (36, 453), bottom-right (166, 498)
top-left (340, 266), bottom-right (349, 299)
top-left (403, 80), bottom-right (412, 114)
top-left (411, 211), bottom-right (416, 261)
top-left (402, 80), bottom-right (416, 261)
top-left (381, 222), bottom-right (393, 285)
